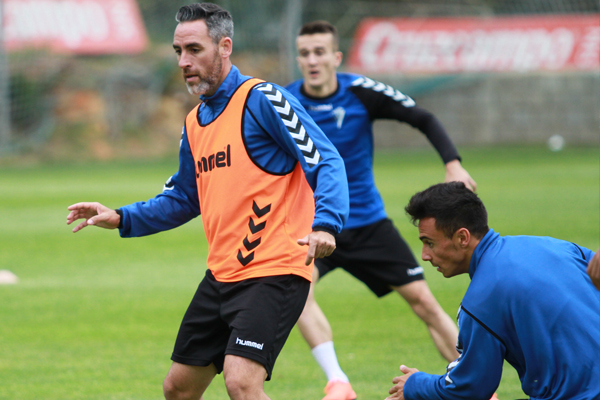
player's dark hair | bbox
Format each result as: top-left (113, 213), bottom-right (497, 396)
top-left (176, 3), bottom-right (233, 44)
top-left (298, 20), bottom-right (339, 49)
top-left (405, 182), bottom-right (489, 239)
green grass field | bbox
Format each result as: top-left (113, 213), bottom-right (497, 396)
top-left (1, 145), bottom-right (598, 400)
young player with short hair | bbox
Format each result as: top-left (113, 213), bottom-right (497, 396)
top-left (285, 20), bottom-right (476, 400)
top-left (388, 182), bottom-right (600, 400)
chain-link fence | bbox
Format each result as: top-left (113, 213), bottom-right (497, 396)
top-left (1, 0), bottom-right (599, 159)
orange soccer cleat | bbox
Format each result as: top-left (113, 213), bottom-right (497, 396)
top-left (322, 380), bottom-right (357, 400)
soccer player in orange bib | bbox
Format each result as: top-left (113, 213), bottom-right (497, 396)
top-left (67, 4), bottom-right (349, 400)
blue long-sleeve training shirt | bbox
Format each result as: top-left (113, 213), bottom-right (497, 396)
top-left (405, 229), bottom-right (600, 400)
top-left (286, 73), bottom-right (460, 229)
top-left (118, 66), bottom-right (349, 238)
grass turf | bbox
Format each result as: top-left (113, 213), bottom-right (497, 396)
top-left (0, 145), bottom-right (598, 399)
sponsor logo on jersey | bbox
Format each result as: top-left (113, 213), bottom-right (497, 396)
top-left (236, 337), bottom-right (264, 350)
top-left (196, 145), bottom-right (231, 176)
top-left (407, 266), bottom-right (424, 276)
top-left (332, 106), bottom-right (346, 129)
top-left (309, 104), bottom-right (333, 111)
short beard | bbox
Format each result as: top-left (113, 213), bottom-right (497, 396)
top-left (186, 50), bottom-right (223, 96)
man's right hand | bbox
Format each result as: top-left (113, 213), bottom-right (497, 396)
top-left (297, 230), bottom-right (336, 266)
top-left (67, 202), bottom-right (121, 233)
top-left (386, 365), bottom-right (420, 400)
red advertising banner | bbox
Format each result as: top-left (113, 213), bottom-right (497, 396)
top-left (348, 15), bottom-right (600, 73)
top-left (3, 0), bottom-right (149, 54)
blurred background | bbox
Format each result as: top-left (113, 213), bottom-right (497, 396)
top-left (0, 3), bottom-right (598, 398)
top-left (0, 0), bottom-right (598, 162)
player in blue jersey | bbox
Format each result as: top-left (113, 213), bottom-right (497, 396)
top-left (386, 182), bottom-right (600, 400)
top-left (67, 5), bottom-right (349, 400)
top-left (285, 21), bottom-right (476, 400)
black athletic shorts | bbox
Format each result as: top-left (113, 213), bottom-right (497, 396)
top-left (315, 218), bottom-right (424, 297)
top-left (171, 270), bottom-right (310, 380)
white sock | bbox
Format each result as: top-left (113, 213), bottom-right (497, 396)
top-left (311, 341), bottom-right (349, 383)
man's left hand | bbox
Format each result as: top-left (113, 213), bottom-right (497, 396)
top-left (386, 365), bottom-right (420, 400)
top-left (297, 231), bottom-right (336, 266)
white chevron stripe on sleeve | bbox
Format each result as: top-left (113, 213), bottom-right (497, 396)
top-left (351, 77), bottom-right (365, 86)
top-left (384, 85), bottom-right (395, 97)
top-left (296, 138), bottom-right (314, 153)
top-left (257, 83), bottom-right (273, 92)
top-left (254, 83), bottom-right (321, 167)
top-left (265, 90), bottom-right (282, 103)
top-left (304, 150), bottom-right (321, 166)
top-left (352, 76), bottom-right (416, 107)
top-left (274, 101), bottom-right (291, 116)
top-left (289, 126), bottom-right (307, 142)
top-left (282, 112), bottom-right (299, 129)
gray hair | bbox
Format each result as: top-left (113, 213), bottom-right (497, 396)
top-left (175, 3), bottom-right (234, 44)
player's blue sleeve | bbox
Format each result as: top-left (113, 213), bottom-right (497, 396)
top-left (349, 76), bottom-right (460, 164)
top-left (118, 127), bottom-right (200, 237)
top-left (404, 306), bottom-right (504, 400)
top-left (582, 248), bottom-right (595, 264)
top-left (246, 83), bottom-right (349, 234)
top-left (576, 245), bottom-right (597, 288)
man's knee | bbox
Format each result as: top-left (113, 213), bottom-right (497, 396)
top-left (395, 281), bottom-right (439, 311)
top-left (163, 362), bottom-right (215, 400)
top-left (163, 375), bottom-right (189, 400)
top-left (224, 374), bottom-right (256, 399)
top-left (223, 356), bottom-right (267, 399)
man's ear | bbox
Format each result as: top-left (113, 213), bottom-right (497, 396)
top-left (454, 227), bottom-right (471, 248)
top-left (334, 51), bottom-right (343, 68)
top-left (220, 37), bottom-right (232, 58)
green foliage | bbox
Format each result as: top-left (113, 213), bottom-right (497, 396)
top-left (9, 73), bottom-right (48, 134)
top-left (138, 0), bottom-right (192, 43)
top-left (0, 146), bottom-right (598, 399)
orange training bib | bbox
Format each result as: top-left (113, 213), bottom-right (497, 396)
top-left (185, 78), bottom-right (315, 282)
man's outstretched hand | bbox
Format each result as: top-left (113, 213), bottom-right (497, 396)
top-left (67, 202), bottom-right (120, 233)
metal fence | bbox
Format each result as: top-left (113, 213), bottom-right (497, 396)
top-left (1, 0), bottom-right (598, 158)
